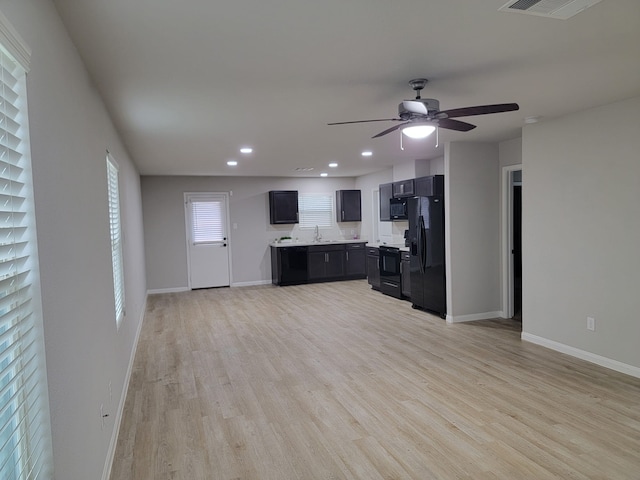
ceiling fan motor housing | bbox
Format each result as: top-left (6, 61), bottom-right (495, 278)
top-left (398, 98), bottom-right (440, 119)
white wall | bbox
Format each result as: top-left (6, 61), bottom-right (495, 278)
top-left (499, 137), bottom-right (522, 168)
top-left (141, 176), bottom-right (360, 290)
top-left (522, 96), bottom-right (640, 372)
top-left (392, 157), bottom-right (443, 180)
top-left (0, 2), bottom-right (147, 479)
top-left (355, 169), bottom-right (393, 243)
top-left (445, 142), bottom-right (502, 321)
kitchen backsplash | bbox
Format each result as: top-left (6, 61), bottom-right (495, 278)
top-left (270, 222), bottom-right (362, 244)
top-left (378, 219), bottom-right (408, 245)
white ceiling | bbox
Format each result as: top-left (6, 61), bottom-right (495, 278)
top-left (52, 0), bottom-right (640, 178)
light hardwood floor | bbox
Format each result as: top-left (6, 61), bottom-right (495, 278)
top-left (110, 280), bottom-right (640, 479)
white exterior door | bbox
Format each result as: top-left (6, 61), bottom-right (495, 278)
top-left (185, 193), bottom-right (231, 289)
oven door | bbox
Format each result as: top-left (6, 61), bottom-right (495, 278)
top-left (379, 247), bottom-right (402, 298)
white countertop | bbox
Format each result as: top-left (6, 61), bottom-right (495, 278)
top-left (270, 239), bottom-right (368, 248)
top-left (367, 242), bottom-right (409, 252)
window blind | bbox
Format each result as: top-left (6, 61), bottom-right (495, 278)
top-left (299, 193), bottom-right (333, 229)
top-left (190, 200), bottom-right (224, 244)
top-left (106, 155), bottom-right (125, 327)
top-left (0, 37), bottom-right (52, 480)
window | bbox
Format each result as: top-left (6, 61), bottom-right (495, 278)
top-left (0, 12), bottom-right (53, 479)
top-left (190, 199), bottom-right (224, 244)
top-left (106, 154), bottom-right (125, 326)
top-left (298, 193), bottom-right (333, 229)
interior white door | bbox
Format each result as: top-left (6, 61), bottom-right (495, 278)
top-left (185, 193), bottom-right (230, 289)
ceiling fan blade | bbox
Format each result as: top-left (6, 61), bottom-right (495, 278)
top-left (402, 100), bottom-right (428, 115)
top-left (436, 103), bottom-right (520, 119)
top-left (327, 118), bottom-right (401, 126)
top-left (372, 122), bottom-right (409, 138)
top-left (437, 118), bottom-right (476, 132)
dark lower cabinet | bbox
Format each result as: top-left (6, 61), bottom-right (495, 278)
top-left (366, 247), bottom-right (380, 289)
top-left (308, 245), bottom-right (345, 281)
top-left (271, 242), bottom-right (367, 285)
top-left (401, 251), bottom-right (411, 298)
top-left (345, 243), bottom-right (366, 277)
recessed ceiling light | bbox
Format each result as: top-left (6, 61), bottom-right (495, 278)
top-left (227, 160), bottom-right (238, 166)
top-left (240, 147), bottom-right (253, 154)
top-left (361, 151), bottom-right (372, 157)
top-left (320, 172), bottom-right (328, 177)
top-left (328, 162), bottom-right (338, 168)
top-left (524, 116), bottom-right (541, 124)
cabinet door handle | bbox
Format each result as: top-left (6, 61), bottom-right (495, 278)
top-left (342, 210), bottom-right (345, 221)
top-left (346, 251), bottom-right (349, 262)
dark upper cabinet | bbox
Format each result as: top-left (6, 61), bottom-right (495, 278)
top-left (392, 179), bottom-right (415, 197)
top-left (269, 190), bottom-right (298, 224)
top-left (336, 190), bottom-right (362, 222)
top-left (415, 175), bottom-right (444, 196)
top-left (379, 182), bottom-right (392, 222)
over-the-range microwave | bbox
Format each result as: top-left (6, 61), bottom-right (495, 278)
top-left (389, 197), bottom-right (408, 220)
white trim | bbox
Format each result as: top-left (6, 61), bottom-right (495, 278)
top-left (231, 280), bottom-right (272, 287)
top-left (501, 164), bottom-right (522, 319)
top-left (522, 332), bottom-right (640, 379)
top-left (371, 188), bottom-right (379, 243)
top-left (147, 287), bottom-right (190, 295)
top-left (0, 9), bottom-right (31, 71)
top-left (102, 293), bottom-right (148, 480)
top-left (446, 311), bottom-right (505, 323)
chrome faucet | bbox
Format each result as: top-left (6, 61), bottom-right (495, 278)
top-left (314, 225), bottom-right (322, 242)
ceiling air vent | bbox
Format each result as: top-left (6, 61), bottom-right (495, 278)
top-left (499, 0), bottom-right (602, 19)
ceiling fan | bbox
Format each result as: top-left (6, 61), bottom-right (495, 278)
top-left (328, 78), bottom-right (519, 139)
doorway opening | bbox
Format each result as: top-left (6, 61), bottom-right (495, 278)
top-left (501, 166), bottom-right (522, 321)
top-left (512, 171), bottom-right (522, 320)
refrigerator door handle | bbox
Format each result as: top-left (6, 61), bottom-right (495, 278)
top-left (422, 225), bottom-right (428, 271)
top-left (418, 216), bottom-right (426, 274)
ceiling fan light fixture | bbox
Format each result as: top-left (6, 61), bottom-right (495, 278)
top-left (402, 124), bottom-right (436, 139)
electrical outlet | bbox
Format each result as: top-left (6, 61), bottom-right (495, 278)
top-left (587, 316), bottom-right (595, 331)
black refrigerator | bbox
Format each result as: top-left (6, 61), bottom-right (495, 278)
top-left (408, 195), bottom-right (446, 318)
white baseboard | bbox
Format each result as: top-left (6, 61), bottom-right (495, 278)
top-left (148, 281), bottom-right (272, 293)
top-left (446, 310), bottom-right (504, 324)
top-left (231, 279), bottom-right (272, 287)
top-left (102, 293), bottom-right (148, 480)
top-left (147, 286), bottom-right (190, 294)
top-left (522, 332), bottom-right (640, 379)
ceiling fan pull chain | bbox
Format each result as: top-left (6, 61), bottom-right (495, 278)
top-left (400, 131), bottom-right (404, 150)
top-left (436, 127), bottom-right (439, 148)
